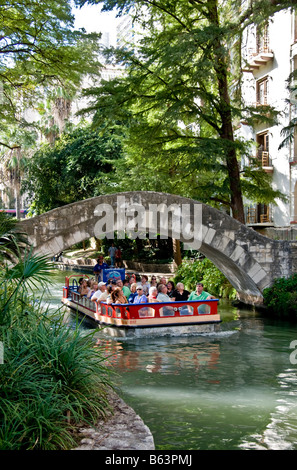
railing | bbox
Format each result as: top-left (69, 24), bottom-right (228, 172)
top-left (71, 291), bottom-right (96, 311)
top-left (64, 274), bottom-right (89, 293)
top-left (246, 206), bottom-right (271, 224)
top-left (67, 294), bottom-right (219, 320)
top-left (256, 150), bottom-right (271, 167)
top-left (246, 207), bottom-right (256, 224)
top-left (101, 300), bottom-right (219, 320)
top-left (248, 152), bottom-right (273, 171)
top-left (242, 47), bottom-right (273, 72)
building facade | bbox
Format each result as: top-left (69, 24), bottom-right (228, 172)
top-left (240, 8), bottom-right (297, 228)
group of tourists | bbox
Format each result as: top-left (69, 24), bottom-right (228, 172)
top-left (77, 273), bottom-right (215, 306)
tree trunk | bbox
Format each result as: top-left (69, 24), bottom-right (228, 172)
top-left (14, 147), bottom-right (21, 220)
top-left (172, 238), bottom-right (182, 267)
top-left (208, 0), bottom-right (245, 224)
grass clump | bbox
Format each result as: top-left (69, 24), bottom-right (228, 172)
top-left (0, 309), bottom-right (113, 450)
top-left (0, 212), bottom-right (113, 450)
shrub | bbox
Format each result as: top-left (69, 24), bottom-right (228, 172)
top-left (174, 258), bottom-right (237, 299)
top-left (0, 212), bottom-right (113, 449)
top-left (263, 274), bottom-right (297, 318)
top-left (0, 309), bottom-right (113, 450)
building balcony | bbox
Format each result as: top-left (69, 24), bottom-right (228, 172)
top-left (246, 206), bottom-right (273, 226)
top-left (250, 151), bottom-right (274, 173)
top-left (242, 48), bottom-right (274, 72)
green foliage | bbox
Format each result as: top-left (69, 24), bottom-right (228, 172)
top-left (263, 274), bottom-right (297, 318)
top-left (0, 212), bottom-right (29, 264)
top-left (174, 258), bottom-right (237, 299)
top-left (101, 235), bottom-right (174, 263)
top-left (0, 310), bottom-right (112, 450)
top-left (0, 212), bottom-right (113, 449)
top-left (22, 124), bottom-right (124, 214)
top-left (81, 0), bottom-right (286, 218)
top-left (0, 0), bottom-right (101, 148)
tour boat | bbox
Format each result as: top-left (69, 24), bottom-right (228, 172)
top-left (62, 274), bottom-right (221, 338)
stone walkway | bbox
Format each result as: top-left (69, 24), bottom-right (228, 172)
top-left (74, 391), bottom-right (155, 451)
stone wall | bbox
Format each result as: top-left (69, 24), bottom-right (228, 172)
top-left (123, 260), bottom-right (176, 274)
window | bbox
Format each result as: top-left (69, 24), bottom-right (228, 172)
top-left (256, 77), bottom-right (268, 105)
top-left (256, 132), bottom-right (269, 166)
top-left (256, 22), bottom-right (269, 54)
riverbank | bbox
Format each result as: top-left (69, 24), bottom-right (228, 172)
top-left (74, 389), bottom-right (155, 450)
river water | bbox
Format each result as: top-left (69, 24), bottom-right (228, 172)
top-left (46, 269), bottom-right (297, 451)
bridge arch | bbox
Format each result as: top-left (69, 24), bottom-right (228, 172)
top-left (18, 191), bottom-right (294, 305)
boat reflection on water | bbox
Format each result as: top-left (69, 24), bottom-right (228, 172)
top-left (94, 335), bottom-right (221, 377)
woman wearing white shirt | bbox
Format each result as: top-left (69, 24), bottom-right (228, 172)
top-left (157, 284), bottom-right (172, 302)
top-left (133, 286), bottom-right (148, 304)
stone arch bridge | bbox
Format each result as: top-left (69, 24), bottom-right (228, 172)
top-left (18, 191), bottom-right (297, 305)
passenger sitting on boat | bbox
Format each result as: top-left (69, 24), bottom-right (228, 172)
top-left (173, 282), bottom-right (190, 301)
top-left (97, 284), bottom-right (109, 303)
top-left (137, 275), bottom-right (150, 295)
top-left (148, 286), bottom-right (159, 302)
top-left (122, 279), bottom-right (131, 298)
top-left (157, 284), bottom-right (172, 303)
top-left (106, 284), bottom-right (117, 304)
top-left (116, 279), bottom-right (131, 299)
top-left (78, 277), bottom-right (84, 289)
top-left (166, 281), bottom-right (175, 300)
top-left (87, 281), bottom-right (98, 298)
top-left (111, 287), bottom-right (127, 304)
top-left (133, 286), bottom-right (148, 304)
top-left (189, 282), bottom-right (216, 314)
top-left (188, 282), bottom-right (216, 301)
top-left (150, 276), bottom-right (158, 287)
top-left (128, 274), bottom-right (137, 287)
top-left (78, 279), bottom-right (90, 297)
top-left (128, 283), bottom-right (138, 303)
top-left (91, 282), bottom-right (107, 302)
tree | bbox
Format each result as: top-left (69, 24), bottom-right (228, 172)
top-left (80, 0), bottom-right (290, 221)
top-left (0, 0), bottom-right (101, 144)
top-left (0, 0), bottom-right (103, 216)
top-left (22, 124), bottom-right (124, 214)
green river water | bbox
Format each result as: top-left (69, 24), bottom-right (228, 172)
top-left (46, 269), bottom-right (297, 451)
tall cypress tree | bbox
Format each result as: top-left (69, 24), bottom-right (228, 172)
top-left (81, 0), bottom-right (290, 221)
